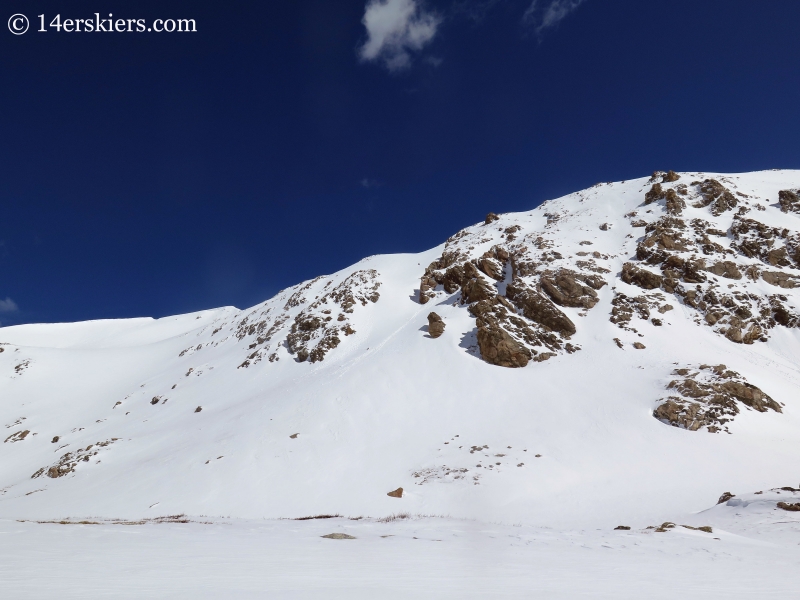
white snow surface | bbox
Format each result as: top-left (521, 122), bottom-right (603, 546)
top-left (2, 170), bottom-right (799, 596)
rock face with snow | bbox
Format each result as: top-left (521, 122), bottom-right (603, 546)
top-left (1, 170), bottom-right (799, 527)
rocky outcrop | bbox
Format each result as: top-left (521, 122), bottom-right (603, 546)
top-left (427, 312), bottom-right (445, 338)
top-left (778, 190), bottom-right (800, 214)
top-left (653, 365), bottom-right (781, 433)
top-left (621, 262), bottom-right (663, 290)
top-left (475, 316), bottom-right (532, 368)
top-left (540, 269), bottom-right (603, 309)
top-left (695, 179), bottom-right (738, 216)
top-left (506, 280), bottom-right (576, 336)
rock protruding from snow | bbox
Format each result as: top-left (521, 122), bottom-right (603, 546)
top-left (427, 313), bottom-right (445, 338)
top-left (653, 365), bottom-right (781, 433)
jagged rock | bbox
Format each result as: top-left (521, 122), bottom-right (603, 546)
top-left (778, 190), bottom-right (800, 213)
top-left (442, 264), bottom-right (466, 294)
top-left (707, 261), bottom-right (742, 280)
top-left (4, 430), bottom-right (30, 443)
top-left (195, 406), bottom-right (202, 413)
top-left (718, 492), bottom-right (735, 504)
top-left (540, 269), bottom-right (600, 309)
top-left (644, 183), bottom-right (665, 205)
top-left (51, 436), bottom-right (59, 443)
top-left (696, 179), bottom-right (738, 216)
top-left (762, 271), bottom-right (800, 289)
top-left (599, 223), bottom-right (612, 231)
top-left (485, 213), bottom-right (500, 224)
top-left (506, 280), bottom-right (576, 336)
top-left (662, 170), bottom-right (680, 183)
top-left (621, 263), bottom-right (663, 290)
top-left (653, 365), bottom-right (780, 433)
top-left (475, 317), bottom-right (532, 368)
top-left (461, 262), bottom-right (496, 303)
top-left (427, 312), bottom-right (445, 338)
top-left (478, 257), bottom-right (505, 281)
top-left (664, 189), bottom-right (685, 215)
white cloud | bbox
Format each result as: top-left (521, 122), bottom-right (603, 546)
top-left (523, 0), bottom-right (587, 35)
top-left (358, 0), bottom-right (442, 72)
top-left (0, 297), bottom-right (19, 313)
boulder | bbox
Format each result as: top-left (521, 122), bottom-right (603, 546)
top-left (427, 312), bottom-right (445, 338)
top-left (621, 263), bottom-right (663, 290)
top-left (475, 317), bottom-right (531, 368)
top-left (387, 487), bottom-right (403, 498)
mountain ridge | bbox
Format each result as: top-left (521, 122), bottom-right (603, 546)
top-left (1, 169), bottom-right (799, 528)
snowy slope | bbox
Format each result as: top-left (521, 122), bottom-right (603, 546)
top-left (2, 169), bottom-right (800, 531)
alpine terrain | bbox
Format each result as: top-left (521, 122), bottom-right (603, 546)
top-left (2, 170), bottom-right (800, 597)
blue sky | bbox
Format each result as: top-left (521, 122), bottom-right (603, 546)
top-left (1, 0), bottom-right (799, 325)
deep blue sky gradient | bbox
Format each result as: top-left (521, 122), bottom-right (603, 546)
top-left (2, 0), bottom-right (799, 325)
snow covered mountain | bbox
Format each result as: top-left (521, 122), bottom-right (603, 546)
top-left (2, 169), bottom-right (800, 529)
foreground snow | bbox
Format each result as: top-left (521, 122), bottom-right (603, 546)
top-left (3, 493), bottom-right (799, 599)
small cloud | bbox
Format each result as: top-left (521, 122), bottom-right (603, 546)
top-left (0, 297), bottom-right (19, 313)
top-left (360, 178), bottom-right (382, 189)
top-left (523, 0), bottom-right (587, 35)
top-left (358, 0), bottom-right (442, 72)
top-left (452, 0), bottom-right (503, 24)
top-left (423, 55), bottom-right (443, 67)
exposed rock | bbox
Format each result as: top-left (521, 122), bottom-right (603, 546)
top-left (427, 312), bottom-right (445, 338)
top-left (485, 213), bottom-right (500, 224)
top-left (778, 190), bottom-right (800, 213)
top-left (540, 269), bottom-right (600, 309)
top-left (707, 261), bottom-right (742, 280)
top-left (387, 487), bottom-right (404, 498)
top-left (4, 430), bottom-right (30, 443)
top-left (762, 271), bottom-right (800, 289)
top-left (664, 189), bottom-right (686, 215)
top-left (653, 365), bottom-right (780, 433)
top-left (475, 316), bottom-right (532, 368)
top-left (610, 293), bottom-right (652, 330)
top-left (32, 439), bottom-right (119, 479)
top-left (289, 433), bottom-right (299, 439)
top-left (51, 436), bottom-right (59, 443)
top-left (461, 262), bottom-right (497, 303)
top-left (644, 183), bottom-right (665, 205)
top-left (695, 179), bottom-right (738, 216)
top-left (321, 533), bottom-right (356, 539)
top-left (718, 492), bottom-right (735, 504)
top-left (599, 223), bottom-right (612, 231)
top-left (777, 502), bottom-right (800, 512)
top-left (614, 525), bottom-right (631, 530)
top-left (506, 280), bottom-right (576, 336)
top-left (662, 170), bottom-right (680, 183)
top-left (621, 262), bottom-right (663, 290)
top-left (195, 406), bottom-right (202, 413)
top-left (633, 342), bottom-right (646, 349)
